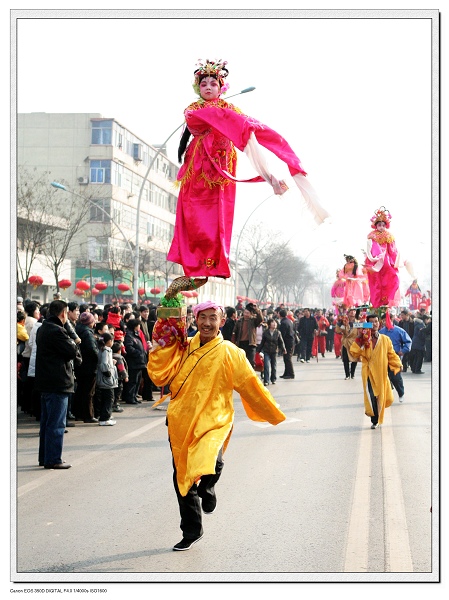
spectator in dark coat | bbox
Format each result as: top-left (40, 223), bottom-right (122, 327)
top-left (72, 311), bottom-right (99, 422)
top-left (221, 306), bottom-right (237, 341)
top-left (278, 309), bottom-right (295, 379)
top-left (257, 318), bottom-right (286, 385)
top-left (409, 314), bottom-right (431, 374)
top-left (297, 308), bottom-right (318, 363)
top-left (35, 300), bottom-right (81, 469)
top-left (398, 309), bottom-right (415, 372)
top-left (123, 318), bottom-right (148, 404)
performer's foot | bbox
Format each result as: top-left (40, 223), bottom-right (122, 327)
top-left (173, 534), bottom-right (203, 551)
top-left (165, 276), bottom-right (208, 299)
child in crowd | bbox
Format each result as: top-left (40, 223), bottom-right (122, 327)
top-left (112, 339), bottom-right (128, 413)
top-left (96, 333), bottom-right (118, 426)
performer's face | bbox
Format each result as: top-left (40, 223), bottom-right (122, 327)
top-left (199, 76), bottom-right (221, 100)
top-left (376, 221), bottom-right (386, 232)
top-left (367, 317), bottom-right (379, 331)
top-left (197, 308), bottom-right (225, 344)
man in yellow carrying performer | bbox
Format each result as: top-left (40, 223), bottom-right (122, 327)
top-left (147, 299), bottom-right (286, 551)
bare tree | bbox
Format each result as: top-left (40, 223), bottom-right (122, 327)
top-left (16, 168), bottom-right (58, 298)
top-left (235, 224), bottom-right (317, 305)
top-left (43, 189), bottom-right (91, 292)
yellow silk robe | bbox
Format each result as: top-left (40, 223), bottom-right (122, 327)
top-left (350, 334), bottom-right (402, 424)
top-left (148, 331), bottom-right (286, 496)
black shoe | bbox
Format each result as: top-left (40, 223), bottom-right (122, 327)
top-left (44, 462), bottom-right (72, 469)
top-left (126, 401), bottom-right (138, 405)
top-left (173, 534), bottom-right (203, 551)
top-left (202, 495), bottom-right (217, 514)
top-left (283, 375), bottom-right (295, 379)
top-left (280, 375), bottom-right (286, 378)
top-left (84, 417), bottom-right (99, 423)
top-left (135, 399), bottom-right (142, 403)
top-left (271, 381), bottom-right (276, 385)
top-left (415, 371), bottom-right (425, 374)
top-left (351, 375), bottom-right (355, 379)
top-left (322, 353), bottom-right (325, 358)
top-left (65, 421), bottom-right (75, 427)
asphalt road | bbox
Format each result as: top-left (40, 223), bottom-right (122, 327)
top-left (13, 354), bottom-right (437, 585)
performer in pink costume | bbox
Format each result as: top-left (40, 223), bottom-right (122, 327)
top-left (167, 59), bottom-right (330, 279)
top-left (338, 255), bottom-right (368, 308)
top-left (331, 269), bottom-right (345, 308)
top-left (405, 279), bottom-right (422, 310)
top-left (364, 207), bottom-right (400, 309)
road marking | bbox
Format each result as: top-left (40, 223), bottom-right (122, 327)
top-left (344, 418), bottom-right (372, 572)
top-left (17, 417), bottom-right (167, 498)
top-left (344, 410), bottom-right (413, 572)
top-left (382, 409), bottom-right (414, 572)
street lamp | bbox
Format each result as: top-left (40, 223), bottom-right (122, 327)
top-left (133, 86), bottom-right (256, 303)
top-left (50, 181), bottom-right (135, 298)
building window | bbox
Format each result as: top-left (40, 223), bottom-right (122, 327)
top-left (90, 160), bottom-right (111, 184)
top-left (87, 237), bottom-right (108, 262)
top-left (91, 120), bottom-right (113, 145)
top-left (89, 198), bottom-right (111, 223)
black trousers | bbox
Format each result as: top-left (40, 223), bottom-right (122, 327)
top-left (342, 346), bottom-right (357, 378)
top-left (409, 349), bottom-right (424, 373)
top-left (172, 447), bottom-right (224, 539)
top-left (238, 341), bottom-right (256, 368)
top-left (401, 351), bottom-right (411, 371)
top-left (367, 377), bottom-right (379, 425)
top-left (72, 374), bottom-right (96, 421)
top-left (388, 366), bottom-right (404, 397)
top-left (282, 346), bottom-right (295, 377)
top-left (299, 336), bottom-right (314, 361)
top-left (123, 368), bottom-right (142, 403)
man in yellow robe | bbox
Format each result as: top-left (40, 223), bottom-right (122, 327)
top-left (350, 314), bottom-right (402, 429)
top-left (147, 300), bottom-right (286, 551)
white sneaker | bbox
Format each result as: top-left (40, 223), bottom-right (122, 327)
top-left (99, 419), bottom-right (116, 426)
top-left (399, 395), bottom-right (405, 403)
top-left (300, 359), bottom-right (305, 363)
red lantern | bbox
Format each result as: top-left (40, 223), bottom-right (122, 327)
top-left (73, 288), bottom-right (85, 297)
top-left (91, 288), bottom-right (99, 296)
top-left (95, 282), bottom-right (107, 292)
top-left (138, 287), bottom-right (146, 297)
top-left (117, 283), bottom-right (130, 292)
top-left (28, 275), bottom-right (43, 289)
top-left (191, 290), bottom-right (198, 297)
top-left (58, 279), bottom-right (72, 290)
top-left (76, 280), bottom-right (90, 291)
top-left (150, 287), bottom-right (161, 295)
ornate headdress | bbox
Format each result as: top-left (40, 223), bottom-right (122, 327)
top-left (192, 58), bottom-right (229, 96)
top-left (370, 206), bottom-right (392, 229)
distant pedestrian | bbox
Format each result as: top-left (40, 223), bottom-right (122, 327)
top-left (257, 318), bottom-right (286, 385)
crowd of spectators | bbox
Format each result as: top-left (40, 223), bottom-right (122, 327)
top-left (17, 298), bottom-right (159, 428)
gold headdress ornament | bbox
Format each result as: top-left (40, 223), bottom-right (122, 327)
top-left (370, 206), bottom-right (392, 229)
top-left (192, 58), bottom-right (229, 96)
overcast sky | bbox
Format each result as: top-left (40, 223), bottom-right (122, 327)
top-left (14, 8), bottom-right (438, 294)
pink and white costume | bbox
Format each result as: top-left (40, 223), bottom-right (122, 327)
top-left (365, 230), bottom-right (400, 308)
top-left (167, 99), bottom-right (330, 278)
